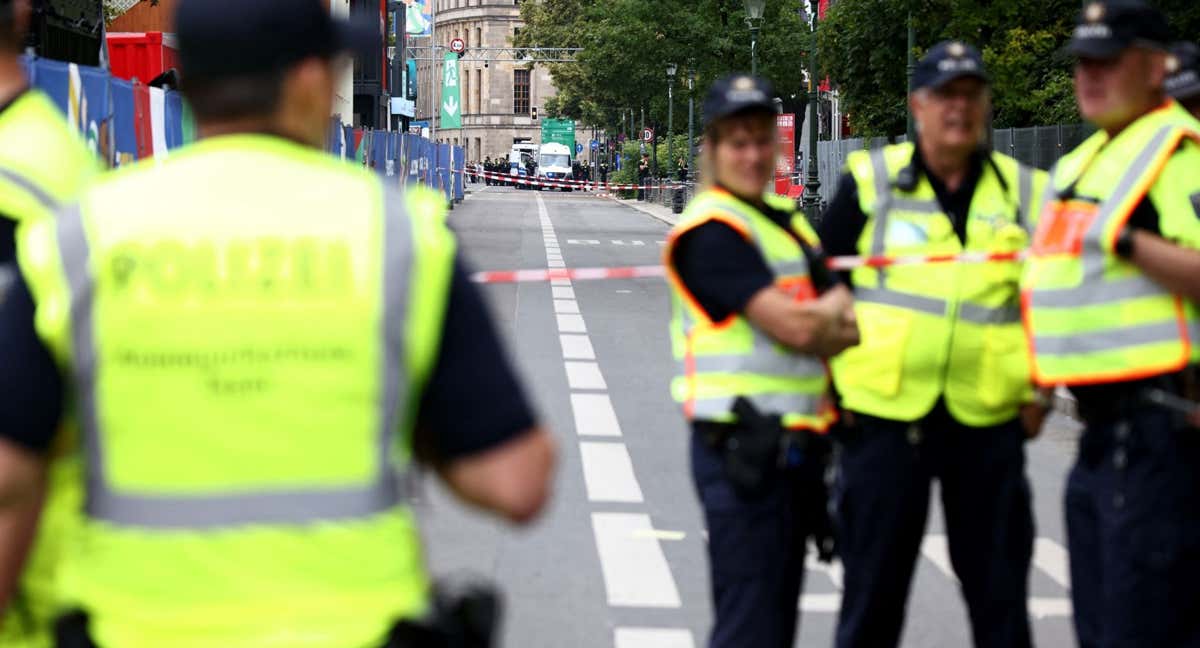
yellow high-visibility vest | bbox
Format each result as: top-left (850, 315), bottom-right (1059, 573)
top-left (19, 134), bottom-right (453, 648)
top-left (832, 144), bottom-right (1045, 426)
top-left (665, 188), bottom-right (835, 431)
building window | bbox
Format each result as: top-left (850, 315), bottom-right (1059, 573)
top-left (513, 69), bottom-right (530, 115)
top-left (475, 26), bottom-right (482, 49)
top-left (475, 69), bottom-right (482, 116)
top-left (463, 71), bottom-right (470, 115)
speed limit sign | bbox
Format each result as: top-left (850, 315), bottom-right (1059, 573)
top-left (449, 38), bottom-right (466, 54)
top-left (642, 127), bottom-right (655, 143)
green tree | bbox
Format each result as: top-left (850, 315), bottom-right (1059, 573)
top-left (517, 0), bottom-right (813, 137)
top-left (820, 0), bottom-right (1199, 136)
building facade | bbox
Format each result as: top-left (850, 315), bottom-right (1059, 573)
top-left (415, 0), bottom-right (576, 164)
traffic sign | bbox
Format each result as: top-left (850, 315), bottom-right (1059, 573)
top-left (575, 143), bottom-right (584, 155)
top-left (590, 140), bottom-right (599, 151)
top-left (449, 38), bottom-right (466, 54)
top-left (642, 127), bottom-right (655, 143)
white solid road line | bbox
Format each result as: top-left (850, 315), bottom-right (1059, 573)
top-left (800, 593), bottom-right (843, 613)
top-left (559, 334), bottom-right (596, 360)
top-left (592, 512), bottom-right (683, 608)
top-left (571, 393), bottom-right (621, 436)
top-left (564, 360), bottom-right (607, 390)
top-left (614, 628), bottom-right (696, 648)
top-left (551, 277), bottom-right (572, 286)
top-left (556, 314), bottom-right (587, 333)
top-left (552, 286), bottom-right (576, 299)
top-left (580, 441), bottom-right (645, 503)
top-left (1033, 537), bottom-right (1071, 588)
top-left (919, 534), bottom-right (956, 581)
top-left (554, 299), bottom-right (581, 314)
top-left (1029, 597), bottom-right (1073, 619)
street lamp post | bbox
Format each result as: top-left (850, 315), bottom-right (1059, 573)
top-left (687, 69), bottom-right (695, 182)
top-left (667, 63), bottom-right (677, 181)
top-left (802, 5), bottom-right (822, 223)
top-left (744, 0), bottom-right (766, 76)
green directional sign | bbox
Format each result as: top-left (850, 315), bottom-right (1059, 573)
top-left (440, 51), bottom-right (462, 129)
top-left (541, 118), bottom-right (575, 150)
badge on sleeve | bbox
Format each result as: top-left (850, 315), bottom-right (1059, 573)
top-left (1191, 192), bottom-right (1200, 220)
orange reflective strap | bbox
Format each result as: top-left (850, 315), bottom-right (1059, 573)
top-left (1031, 199), bottom-right (1100, 257)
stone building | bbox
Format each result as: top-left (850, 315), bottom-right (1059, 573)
top-left (414, 0), bottom-right (588, 164)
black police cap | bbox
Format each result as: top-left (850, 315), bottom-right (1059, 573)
top-left (1068, 0), bottom-right (1171, 60)
top-left (176, 0), bottom-right (378, 81)
top-left (911, 41), bottom-right (988, 92)
top-left (703, 75), bottom-right (776, 129)
top-left (1167, 42), bottom-right (1200, 102)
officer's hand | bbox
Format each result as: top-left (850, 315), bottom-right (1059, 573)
top-left (1019, 402), bottom-right (1049, 440)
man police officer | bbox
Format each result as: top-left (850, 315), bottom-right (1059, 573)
top-left (0, 1), bottom-right (99, 646)
top-left (818, 41), bottom-right (1046, 648)
top-left (1022, 2), bottom-right (1200, 645)
top-left (0, 1), bottom-right (556, 646)
top-left (665, 75), bottom-right (859, 647)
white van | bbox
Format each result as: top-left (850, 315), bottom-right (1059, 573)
top-left (537, 143), bottom-right (573, 192)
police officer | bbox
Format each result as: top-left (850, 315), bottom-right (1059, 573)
top-left (818, 42), bottom-right (1046, 648)
top-left (1022, 2), bottom-right (1200, 645)
top-left (0, 1), bottom-right (556, 646)
top-left (1167, 41), bottom-right (1200, 119)
top-left (664, 75), bottom-right (859, 648)
top-left (0, 2), bottom-right (98, 646)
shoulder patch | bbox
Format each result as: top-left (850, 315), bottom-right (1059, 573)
top-left (1191, 192), bottom-right (1200, 220)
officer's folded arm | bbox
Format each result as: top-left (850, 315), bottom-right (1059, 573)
top-left (1125, 229), bottom-right (1200, 303)
top-left (743, 283), bottom-right (860, 358)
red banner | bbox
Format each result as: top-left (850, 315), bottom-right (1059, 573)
top-left (776, 113), bottom-right (796, 196)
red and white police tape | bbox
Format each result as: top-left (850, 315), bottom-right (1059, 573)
top-left (470, 250), bottom-right (1028, 284)
top-left (460, 168), bottom-right (692, 192)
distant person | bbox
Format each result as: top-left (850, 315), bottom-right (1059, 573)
top-left (599, 161), bottom-right (609, 186)
top-left (637, 153), bottom-right (650, 200)
top-left (676, 156), bottom-right (688, 182)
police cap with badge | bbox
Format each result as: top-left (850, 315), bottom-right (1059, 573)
top-left (911, 40), bottom-right (988, 92)
top-left (703, 75), bottom-right (776, 129)
top-left (1067, 0), bottom-right (1171, 60)
top-left (1166, 42), bottom-right (1200, 103)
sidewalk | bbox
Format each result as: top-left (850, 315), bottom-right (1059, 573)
top-left (607, 195), bottom-right (680, 226)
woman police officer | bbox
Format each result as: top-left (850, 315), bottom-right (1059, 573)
top-left (662, 75), bottom-right (859, 647)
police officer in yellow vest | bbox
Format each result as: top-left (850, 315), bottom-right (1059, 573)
top-left (0, 1), bottom-right (98, 646)
top-left (1022, 2), bottom-right (1200, 645)
top-left (0, 0), bottom-right (557, 646)
top-left (817, 42), bottom-right (1047, 648)
top-left (665, 75), bottom-right (859, 648)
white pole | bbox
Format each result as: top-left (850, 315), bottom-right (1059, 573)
top-left (430, 0), bottom-right (438, 144)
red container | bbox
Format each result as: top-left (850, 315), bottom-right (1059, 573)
top-left (106, 32), bottom-right (180, 83)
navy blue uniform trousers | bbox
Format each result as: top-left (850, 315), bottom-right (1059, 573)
top-left (1067, 408), bottom-right (1200, 648)
top-left (691, 431), bottom-right (825, 648)
top-left (832, 402), bottom-right (1034, 648)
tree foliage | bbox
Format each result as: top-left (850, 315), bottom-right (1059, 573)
top-left (516, 0), bottom-right (813, 135)
top-left (820, 0), bottom-right (1200, 136)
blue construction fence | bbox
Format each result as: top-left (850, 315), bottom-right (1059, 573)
top-left (21, 53), bottom-right (461, 203)
top-left (327, 124), bottom-right (465, 205)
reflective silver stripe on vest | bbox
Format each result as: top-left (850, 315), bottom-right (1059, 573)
top-left (0, 167), bottom-right (57, 210)
top-left (889, 198), bottom-right (942, 214)
top-left (1033, 320), bottom-right (1191, 356)
top-left (958, 301), bottom-right (1021, 324)
top-left (692, 393), bottom-right (823, 419)
top-left (855, 286), bottom-right (947, 317)
top-left (868, 148), bottom-right (892, 258)
top-left (59, 184), bottom-right (413, 529)
top-left (1028, 274), bottom-right (1164, 308)
top-left (689, 350), bottom-right (826, 377)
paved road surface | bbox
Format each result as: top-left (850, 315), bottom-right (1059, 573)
top-left (416, 185), bottom-right (1080, 648)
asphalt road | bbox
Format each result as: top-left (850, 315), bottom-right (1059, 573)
top-left (415, 185), bottom-right (1081, 648)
